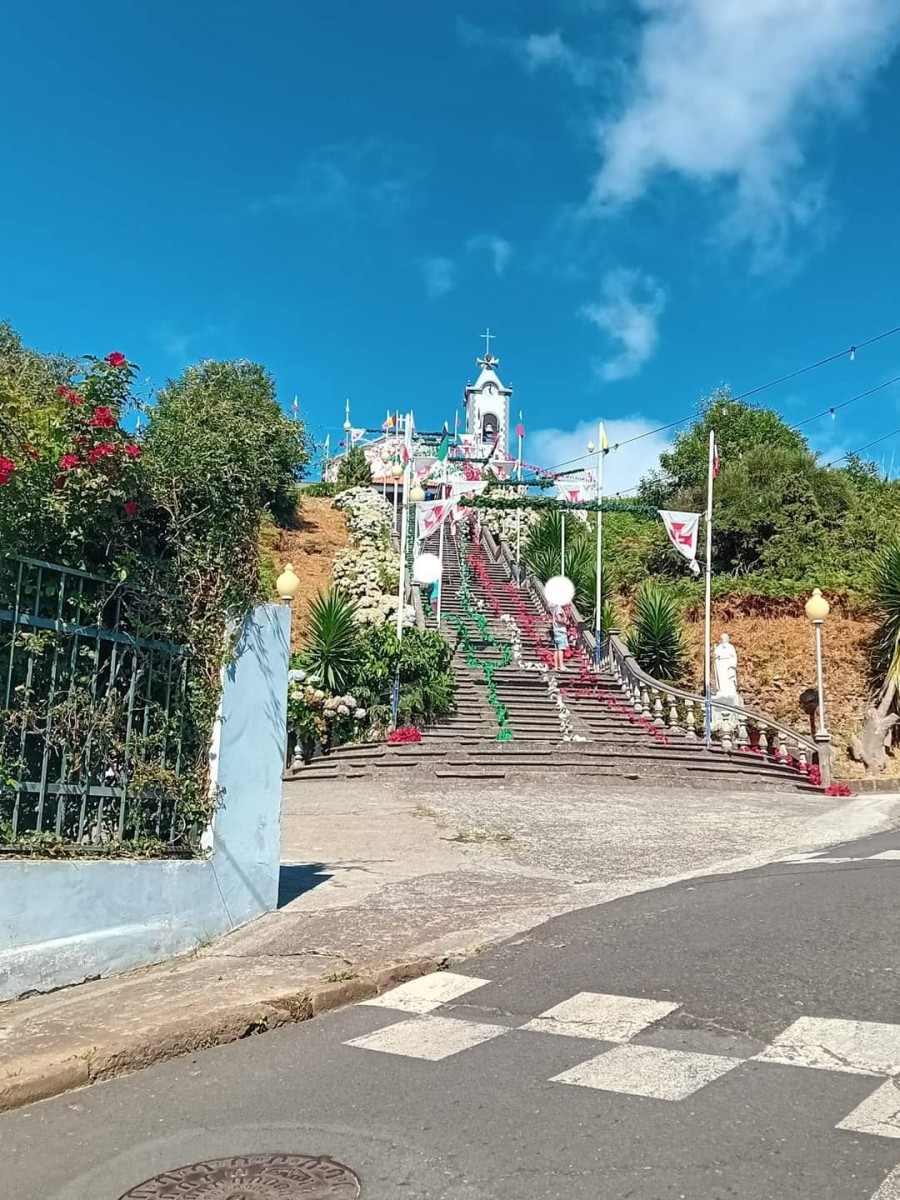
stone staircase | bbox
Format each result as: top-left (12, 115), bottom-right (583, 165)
top-left (289, 516), bottom-right (819, 791)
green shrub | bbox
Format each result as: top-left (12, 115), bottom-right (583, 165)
top-left (626, 585), bottom-right (685, 682)
top-left (336, 445), bottom-right (373, 491)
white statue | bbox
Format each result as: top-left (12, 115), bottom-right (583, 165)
top-left (713, 633), bottom-right (739, 698)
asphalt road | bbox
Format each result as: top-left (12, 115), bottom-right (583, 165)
top-left (3, 827), bottom-right (900, 1200)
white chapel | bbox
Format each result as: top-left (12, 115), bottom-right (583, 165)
top-left (463, 329), bottom-right (512, 459)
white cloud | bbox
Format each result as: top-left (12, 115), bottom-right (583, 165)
top-left (252, 138), bottom-right (417, 221)
top-left (589, 0), bottom-right (900, 267)
top-left (529, 417), bottom-right (671, 494)
top-left (520, 30), bottom-right (594, 85)
top-left (149, 321), bottom-right (220, 362)
top-left (456, 18), bottom-right (593, 85)
top-left (419, 256), bottom-right (457, 298)
top-left (580, 268), bottom-right (666, 381)
top-left (466, 233), bottom-right (513, 276)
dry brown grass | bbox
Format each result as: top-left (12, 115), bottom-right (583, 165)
top-left (681, 602), bottom-right (893, 777)
top-left (274, 497), bottom-right (350, 654)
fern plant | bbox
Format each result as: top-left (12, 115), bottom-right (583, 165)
top-left (301, 589), bottom-right (360, 693)
top-left (626, 585), bottom-right (685, 682)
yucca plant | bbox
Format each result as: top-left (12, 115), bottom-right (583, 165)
top-left (301, 588), bottom-right (360, 694)
top-left (626, 585), bottom-right (685, 682)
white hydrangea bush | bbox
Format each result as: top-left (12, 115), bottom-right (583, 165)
top-left (480, 487), bottom-right (540, 547)
top-left (332, 487), bottom-right (402, 624)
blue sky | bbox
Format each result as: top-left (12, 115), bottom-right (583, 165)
top-left (3, 0), bottom-right (900, 491)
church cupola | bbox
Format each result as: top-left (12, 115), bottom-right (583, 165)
top-left (464, 328), bottom-right (512, 459)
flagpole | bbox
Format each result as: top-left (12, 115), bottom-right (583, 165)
top-left (594, 423), bottom-right (604, 668)
top-left (436, 455), bottom-right (447, 627)
top-left (392, 421), bottom-right (400, 533)
top-left (395, 411), bottom-right (413, 643)
top-left (703, 429), bottom-right (715, 743)
top-left (515, 417), bottom-right (523, 584)
top-left (561, 510), bottom-right (566, 577)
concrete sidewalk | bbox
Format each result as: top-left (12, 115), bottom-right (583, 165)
top-left (2, 778), bottom-right (897, 1114)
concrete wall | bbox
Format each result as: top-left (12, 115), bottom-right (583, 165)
top-left (0, 603), bottom-right (290, 1003)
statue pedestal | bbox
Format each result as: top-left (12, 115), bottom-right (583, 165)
top-left (711, 691), bottom-right (743, 732)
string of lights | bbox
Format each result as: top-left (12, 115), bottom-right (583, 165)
top-left (542, 321), bottom-right (900, 475)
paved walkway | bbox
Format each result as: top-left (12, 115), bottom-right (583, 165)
top-left (1, 779), bottom-right (897, 1113)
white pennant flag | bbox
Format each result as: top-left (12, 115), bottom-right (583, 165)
top-left (449, 479), bottom-right (488, 498)
top-left (557, 482), bottom-right (590, 524)
top-left (416, 499), bottom-right (454, 541)
top-left (659, 510), bottom-right (701, 575)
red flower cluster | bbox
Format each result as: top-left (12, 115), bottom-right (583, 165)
top-left (124, 501), bottom-right (139, 517)
top-left (0, 455), bottom-right (16, 485)
top-left (59, 453), bottom-right (80, 471)
top-left (105, 351), bottom-right (127, 368)
top-left (388, 726), bottom-right (421, 744)
top-left (124, 444), bottom-right (141, 458)
top-left (89, 406), bottom-right (115, 429)
top-left (87, 443), bottom-right (115, 464)
top-left (56, 385), bottom-right (84, 404)
top-left (824, 782), bottom-right (853, 796)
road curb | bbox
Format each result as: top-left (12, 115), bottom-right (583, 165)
top-left (0, 955), bottom-right (445, 1115)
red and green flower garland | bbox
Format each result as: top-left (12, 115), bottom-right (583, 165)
top-left (445, 522), bottom-right (514, 741)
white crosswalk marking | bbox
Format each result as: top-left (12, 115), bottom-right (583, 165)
top-left (779, 850), bottom-right (900, 866)
top-left (345, 1015), bottom-right (508, 1060)
top-left (551, 1044), bottom-right (741, 1101)
top-left (522, 992), bottom-right (679, 1042)
top-left (754, 1017), bottom-right (900, 1076)
top-left (870, 1166), bottom-right (900, 1199)
top-left (344, 972), bottom-right (900, 1148)
top-left (361, 971), bottom-right (489, 1014)
top-left (837, 1078), bottom-right (900, 1139)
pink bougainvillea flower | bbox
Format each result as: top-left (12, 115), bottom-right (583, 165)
top-left (123, 444), bottom-right (141, 458)
top-left (0, 455), bottom-right (16, 483)
top-left (124, 500), bottom-right (138, 517)
top-left (89, 406), bottom-right (115, 429)
top-left (105, 351), bottom-right (127, 368)
top-left (66, 390), bottom-right (84, 405)
top-left (56, 384), bottom-right (69, 397)
top-left (59, 453), bottom-right (80, 471)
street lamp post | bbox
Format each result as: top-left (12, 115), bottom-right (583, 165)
top-left (804, 588), bottom-right (832, 787)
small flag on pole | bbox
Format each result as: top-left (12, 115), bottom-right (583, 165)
top-left (600, 422), bottom-right (609, 453)
top-left (384, 410), bottom-right (396, 430)
top-left (292, 395), bottom-right (299, 421)
top-left (712, 435), bottom-right (720, 479)
top-left (350, 428), bottom-right (366, 444)
top-left (436, 423), bottom-right (450, 462)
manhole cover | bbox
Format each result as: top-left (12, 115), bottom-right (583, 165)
top-left (118, 1154), bottom-right (361, 1199)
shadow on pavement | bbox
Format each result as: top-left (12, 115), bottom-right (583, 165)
top-left (277, 862), bottom-right (333, 907)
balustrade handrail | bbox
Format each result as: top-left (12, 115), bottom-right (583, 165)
top-left (481, 533), bottom-right (825, 776)
top-left (605, 632), bottom-right (818, 756)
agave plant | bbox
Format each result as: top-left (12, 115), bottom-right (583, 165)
top-left (301, 588), bottom-right (360, 694)
top-left (626, 585), bottom-right (685, 682)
